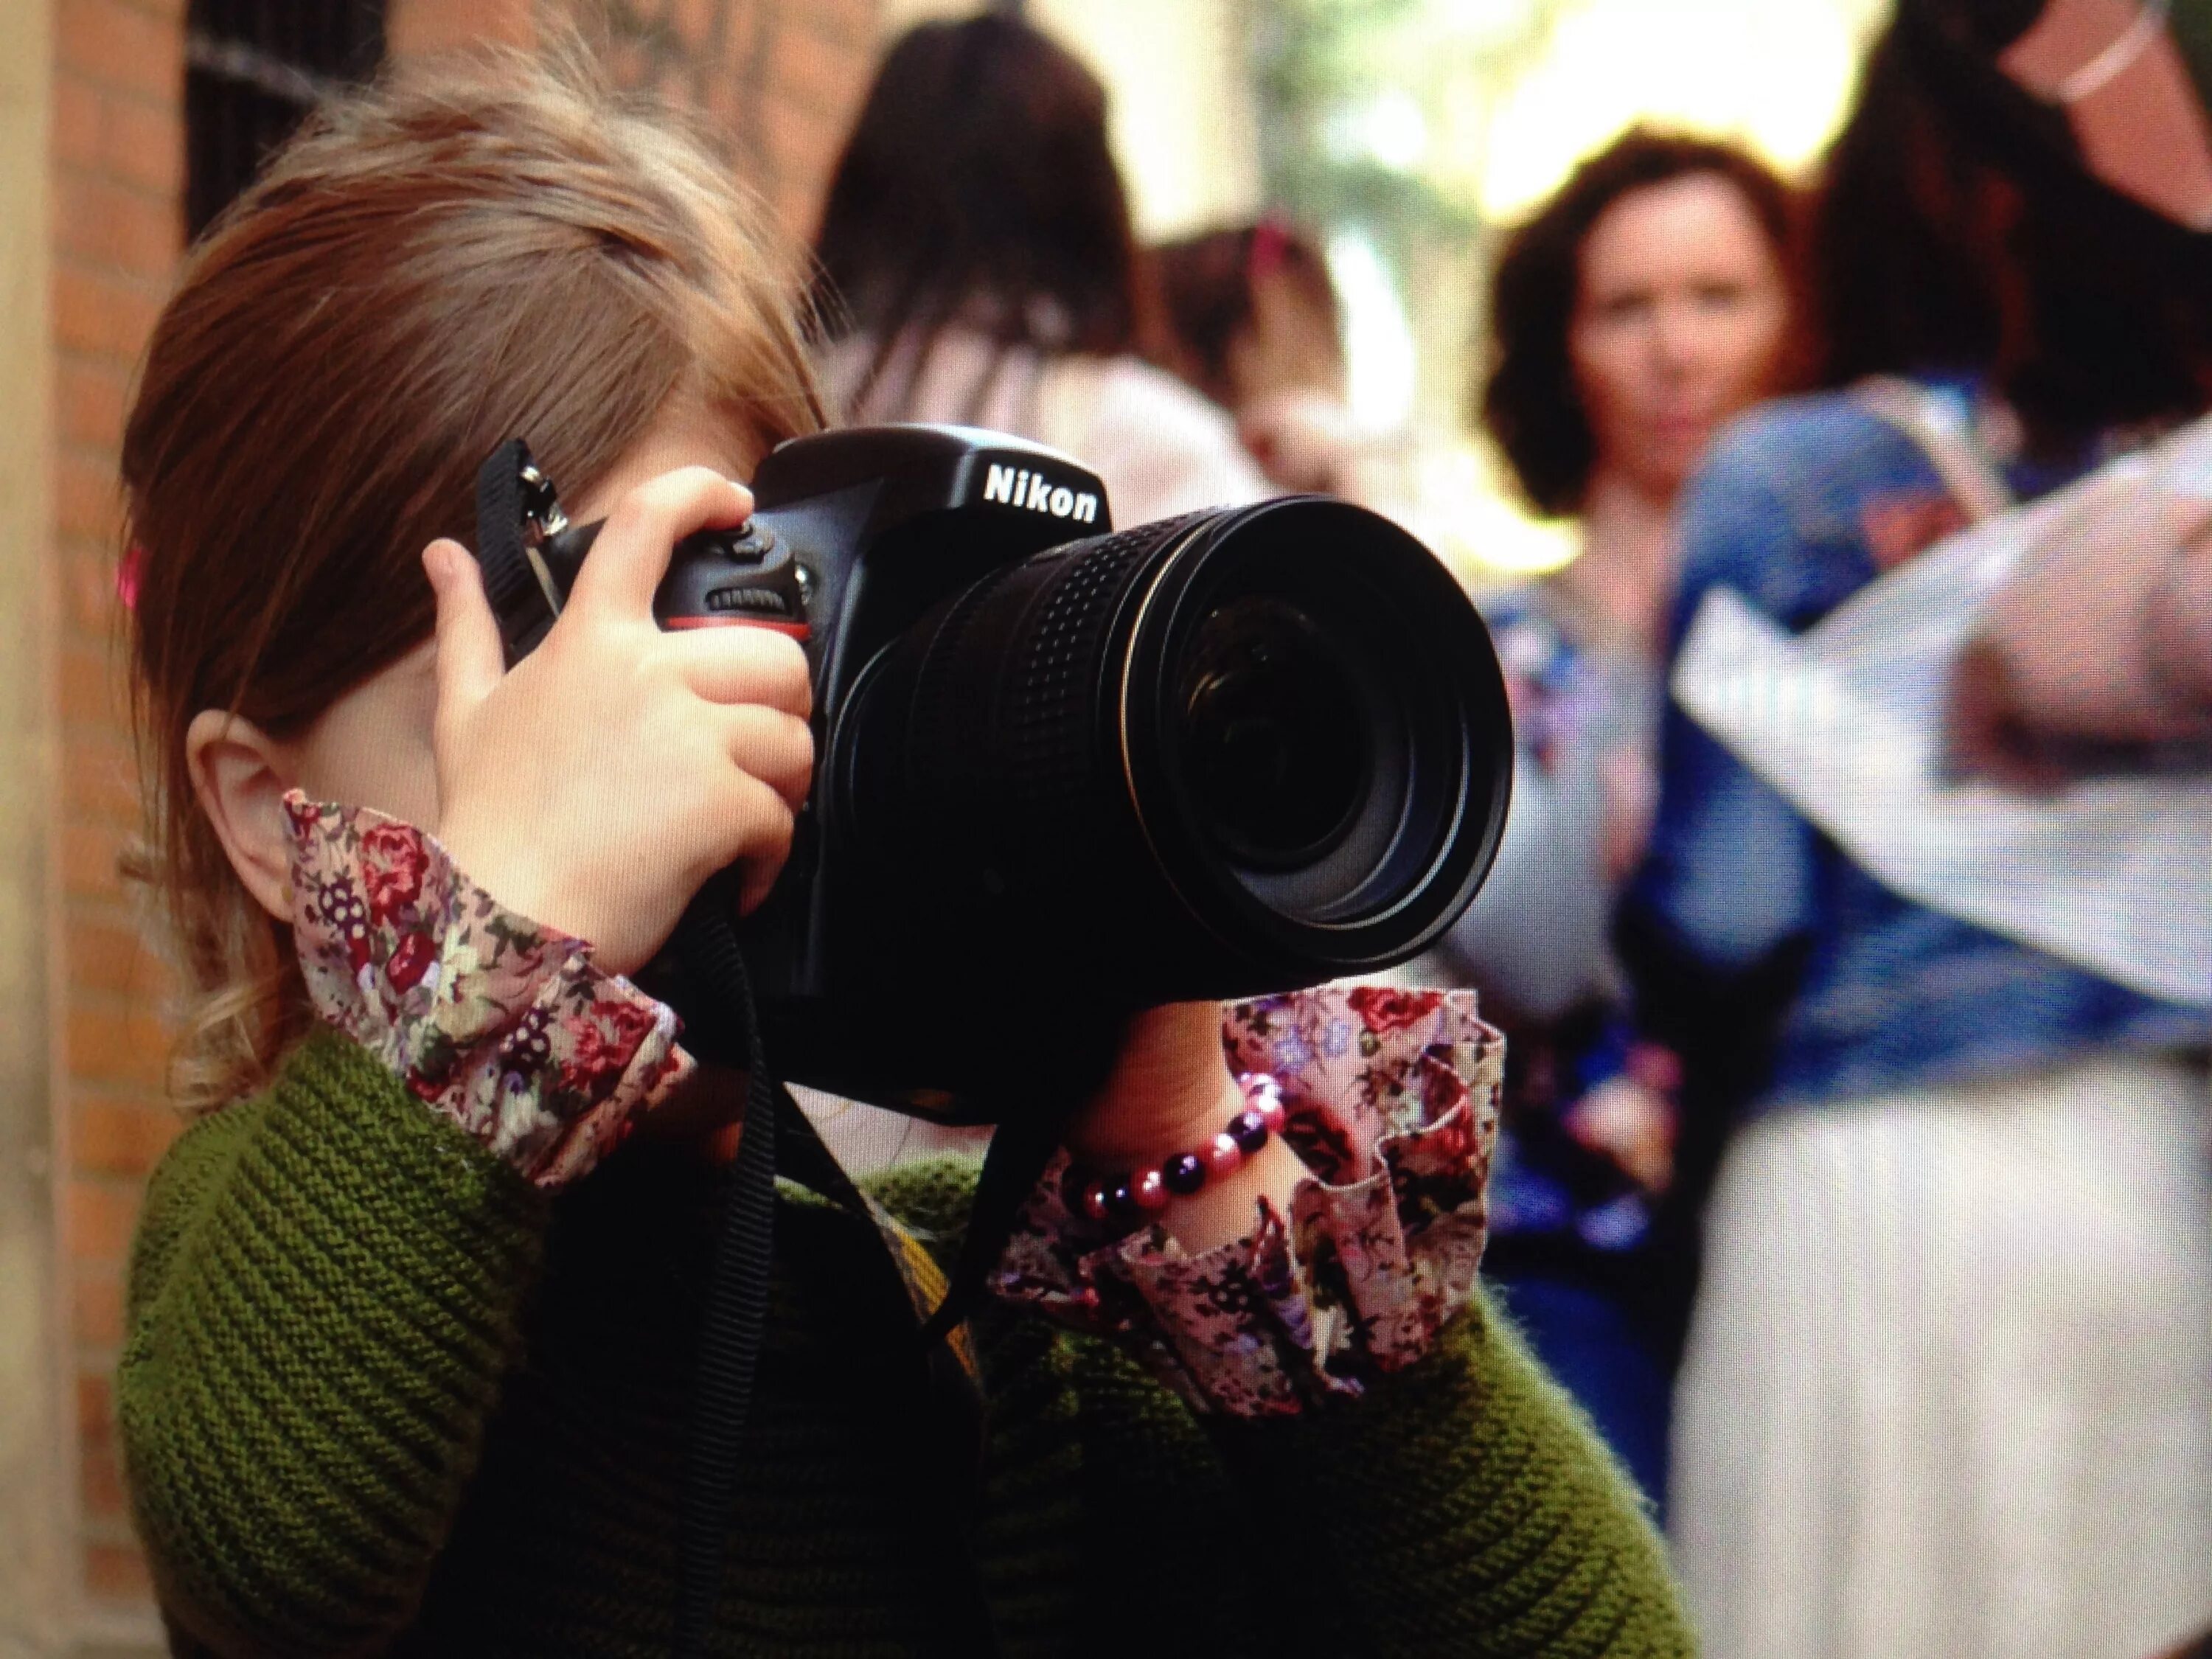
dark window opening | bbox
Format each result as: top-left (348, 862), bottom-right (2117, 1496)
top-left (185, 0), bottom-right (389, 240)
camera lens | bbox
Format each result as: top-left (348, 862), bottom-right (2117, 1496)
top-left (833, 495), bottom-right (1512, 1002)
top-left (1176, 597), bottom-right (1371, 869)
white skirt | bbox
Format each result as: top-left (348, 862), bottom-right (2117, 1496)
top-left (1671, 1054), bottom-right (2212, 1659)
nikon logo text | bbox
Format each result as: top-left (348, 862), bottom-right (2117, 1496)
top-left (981, 464), bottom-right (1099, 524)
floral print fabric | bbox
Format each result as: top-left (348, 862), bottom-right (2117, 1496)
top-left (285, 794), bottom-right (1498, 1408)
top-left (994, 987), bottom-right (1503, 1419)
top-left (285, 793), bottom-right (692, 1189)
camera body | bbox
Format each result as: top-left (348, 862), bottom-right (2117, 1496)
top-left (481, 424), bottom-right (1512, 1116)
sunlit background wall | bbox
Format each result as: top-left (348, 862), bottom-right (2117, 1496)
top-left (887, 0), bottom-right (1893, 578)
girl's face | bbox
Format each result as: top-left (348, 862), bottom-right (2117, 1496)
top-left (1567, 172), bottom-right (1788, 505)
top-left (189, 402), bottom-right (754, 922)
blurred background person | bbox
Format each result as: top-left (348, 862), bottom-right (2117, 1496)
top-left (1631, 1), bottom-right (2212, 1653)
top-left (1420, 130), bottom-right (1797, 1512)
top-left (1152, 217), bottom-right (1361, 493)
top-left (813, 13), bottom-right (1268, 524)
top-left (1948, 465), bottom-right (2212, 782)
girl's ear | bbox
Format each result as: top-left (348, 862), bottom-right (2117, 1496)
top-left (185, 710), bottom-right (297, 922)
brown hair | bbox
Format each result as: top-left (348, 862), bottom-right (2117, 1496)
top-left (123, 46), bottom-right (826, 1110)
top-left (1480, 128), bottom-right (1798, 517)
top-left (1150, 219), bottom-right (1343, 411)
top-left (1811, 6), bottom-right (2212, 446)
top-left (811, 15), bottom-right (1161, 410)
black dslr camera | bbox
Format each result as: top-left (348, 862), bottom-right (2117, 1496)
top-left (476, 425), bottom-right (1512, 1116)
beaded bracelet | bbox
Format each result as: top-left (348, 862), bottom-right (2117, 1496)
top-left (1068, 1072), bottom-right (1287, 1228)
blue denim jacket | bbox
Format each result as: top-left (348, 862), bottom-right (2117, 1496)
top-left (1630, 386), bottom-right (2212, 1113)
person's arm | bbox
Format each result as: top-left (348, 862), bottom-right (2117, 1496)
top-left (990, 988), bottom-right (1691, 1655)
top-left (119, 796), bottom-right (691, 1656)
top-left (121, 1034), bottom-right (553, 1655)
top-left (1947, 470), bottom-right (2212, 782)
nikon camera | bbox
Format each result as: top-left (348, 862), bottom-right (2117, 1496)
top-left (476, 424), bottom-right (1513, 1116)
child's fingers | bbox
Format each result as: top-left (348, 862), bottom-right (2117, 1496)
top-left (568, 467), bottom-right (752, 619)
top-left (425, 540), bottom-right (507, 731)
top-left (727, 775), bottom-right (798, 916)
top-left (714, 703), bottom-right (815, 809)
top-left (671, 625), bottom-right (813, 717)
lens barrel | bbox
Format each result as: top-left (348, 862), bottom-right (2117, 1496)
top-left (831, 497), bottom-right (1512, 1002)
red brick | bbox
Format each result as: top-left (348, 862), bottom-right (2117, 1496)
top-left (59, 634), bottom-right (129, 728)
top-left (56, 446), bottom-right (125, 543)
top-left (78, 1370), bottom-right (114, 1440)
top-left (103, 95), bottom-right (184, 196)
top-left (80, 1438), bottom-right (129, 1525)
top-left (66, 911), bottom-right (165, 1001)
top-left (60, 728), bottom-right (142, 826)
top-left (63, 1000), bottom-right (172, 1091)
top-left (55, 168), bottom-right (178, 279)
top-left (387, 0), bottom-right (535, 57)
top-left (73, 1099), bottom-right (180, 1179)
top-left (66, 1175), bottom-right (148, 1264)
top-left (74, 1265), bottom-right (128, 1349)
top-left (54, 72), bottom-right (104, 166)
top-left (57, 356), bottom-right (133, 451)
top-left (57, 539), bottom-right (131, 637)
top-left (84, 1540), bottom-right (153, 1605)
top-left (56, 0), bottom-right (182, 107)
top-left (771, 32), bottom-right (862, 116)
top-left (60, 824), bottom-right (128, 902)
top-left (53, 263), bottom-right (165, 361)
top-left (790, 0), bottom-right (877, 49)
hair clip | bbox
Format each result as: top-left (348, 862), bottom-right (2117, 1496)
top-left (117, 541), bottom-right (146, 612)
top-left (1248, 217), bottom-right (1294, 286)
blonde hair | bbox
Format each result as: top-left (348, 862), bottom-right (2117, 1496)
top-left (122, 46), bottom-right (826, 1111)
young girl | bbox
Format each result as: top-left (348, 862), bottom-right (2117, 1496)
top-left (115, 50), bottom-right (1687, 1658)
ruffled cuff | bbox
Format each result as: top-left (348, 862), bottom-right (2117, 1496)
top-left (283, 793), bottom-right (692, 1189)
top-left (992, 987), bottom-right (1501, 1418)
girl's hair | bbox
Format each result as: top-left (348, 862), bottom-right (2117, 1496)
top-left (1150, 220), bottom-right (1343, 411)
top-left (1812, 1), bottom-right (2212, 446)
top-left (811, 15), bottom-right (1158, 405)
top-left (1480, 128), bottom-right (1798, 517)
top-left (123, 47), bottom-right (826, 1111)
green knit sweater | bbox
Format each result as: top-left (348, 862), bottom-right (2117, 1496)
top-left (118, 1032), bottom-right (1691, 1657)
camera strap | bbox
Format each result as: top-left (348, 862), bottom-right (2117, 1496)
top-left (670, 886), bottom-right (998, 1658)
top-left (470, 439), bottom-right (1038, 1650)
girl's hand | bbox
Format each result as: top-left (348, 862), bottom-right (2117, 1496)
top-left (422, 467), bottom-right (814, 977)
top-left (1065, 1001), bottom-right (1308, 1253)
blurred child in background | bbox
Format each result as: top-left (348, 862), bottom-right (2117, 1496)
top-left (812, 15), bottom-right (1267, 524)
top-left (1152, 218), bottom-right (1359, 494)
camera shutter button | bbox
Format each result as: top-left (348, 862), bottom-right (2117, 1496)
top-left (722, 524), bottom-right (776, 566)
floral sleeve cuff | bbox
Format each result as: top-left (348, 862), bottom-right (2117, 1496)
top-left (284, 793), bottom-right (692, 1189)
top-left (991, 987), bottom-right (1502, 1419)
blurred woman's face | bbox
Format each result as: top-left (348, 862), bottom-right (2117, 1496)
top-left (1568, 172), bottom-right (1787, 504)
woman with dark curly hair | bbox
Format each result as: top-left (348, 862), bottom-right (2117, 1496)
top-left (1439, 129), bottom-right (1794, 1514)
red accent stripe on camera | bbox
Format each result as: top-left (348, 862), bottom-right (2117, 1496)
top-left (664, 617), bottom-right (813, 640)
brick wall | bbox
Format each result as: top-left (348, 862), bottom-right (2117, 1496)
top-left (39, 0), bottom-right (881, 1639)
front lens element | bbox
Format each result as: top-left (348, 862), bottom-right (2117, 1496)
top-left (1176, 597), bottom-right (1371, 869)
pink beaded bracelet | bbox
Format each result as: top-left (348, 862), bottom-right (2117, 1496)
top-left (1068, 1072), bottom-right (1287, 1228)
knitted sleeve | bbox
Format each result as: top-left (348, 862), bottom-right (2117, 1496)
top-left (117, 1031), bottom-right (552, 1657)
top-left (1206, 1296), bottom-right (1691, 1656)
